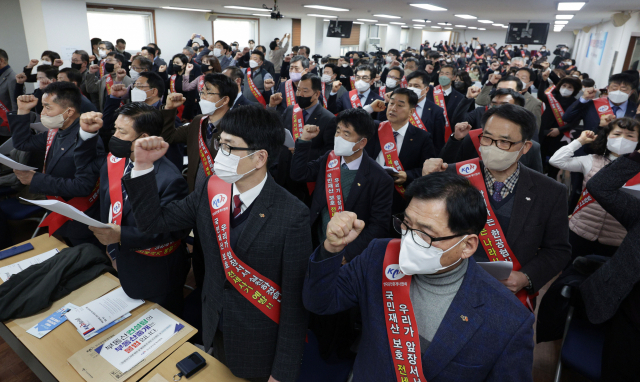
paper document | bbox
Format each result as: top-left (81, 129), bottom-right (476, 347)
top-left (65, 287), bottom-right (144, 337)
top-left (0, 248), bottom-right (60, 281)
top-left (382, 166), bottom-right (399, 175)
top-left (477, 261), bottom-right (513, 281)
top-left (97, 308), bottom-right (183, 373)
top-left (0, 138), bottom-right (13, 155)
top-left (283, 128), bottom-right (295, 148)
top-left (0, 153), bottom-right (37, 171)
top-left (26, 303), bottom-right (78, 339)
top-left (79, 313), bottom-right (131, 341)
top-left (20, 197), bottom-right (111, 228)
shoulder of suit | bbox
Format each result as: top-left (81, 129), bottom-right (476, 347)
top-left (269, 180), bottom-right (309, 214)
top-left (520, 164), bottom-right (565, 192)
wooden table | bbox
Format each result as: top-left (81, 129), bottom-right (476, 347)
top-left (140, 342), bottom-right (249, 382)
top-left (0, 235), bottom-right (196, 382)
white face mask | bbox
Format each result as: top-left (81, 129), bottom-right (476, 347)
top-left (321, 74), bottom-right (333, 83)
top-left (398, 232), bottom-right (468, 275)
top-left (249, 60), bottom-right (259, 69)
top-left (213, 149), bottom-right (257, 184)
top-left (199, 98), bottom-right (223, 115)
top-left (130, 87), bottom-right (149, 102)
top-left (607, 137), bottom-right (637, 155)
top-left (355, 80), bottom-right (370, 93)
top-left (559, 87), bottom-right (573, 97)
top-left (608, 90), bottom-right (630, 104)
top-left (129, 68), bottom-right (141, 81)
top-left (385, 56), bottom-right (393, 64)
top-left (541, 49), bottom-right (546, 52)
top-left (40, 60), bottom-right (51, 66)
top-left (99, 49), bottom-right (107, 58)
top-left (41, 108), bottom-right (70, 130)
top-left (385, 78), bottom-right (398, 88)
top-left (479, 143), bottom-right (525, 171)
top-left (341, 63), bottom-right (348, 67)
top-left (408, 86), bottom-right (424, 100)
top-left (36, 80), bottom-right (41, 89)
top-left (333, 136), bottom-right (362, 157)
top-left (521, 80), bottom-right (529, 90)
top-left (213, 48), bottom-right (222, 57)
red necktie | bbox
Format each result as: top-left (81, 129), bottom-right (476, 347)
top-left (232, 194), bottom-right (243, 219)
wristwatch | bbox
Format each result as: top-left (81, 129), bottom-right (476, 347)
top-left (523, 273), bottom-right (534, 293)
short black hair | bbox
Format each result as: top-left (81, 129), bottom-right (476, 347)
top-left (220, 105), bottom-right (284, 166)
top-left (255, 45), bottom-right (266, 54)
top-left (42, 81), bottom-right (81, 112)
top-left (215, 40), bottom-right (230, 52)
top-left (292, 46), bottom-right (299, 53)
top-left (100, 41), bottom-right (114, 51)
top-left (204, 73), bottom-right (238, 103)
top-left (335, 108), bottom-right (375, 139)
top-left (388, 66), bottom-right (405, 80)
top-left (298, 46), bottom-right (311, 55)
top-left (481, 103), bottom-right (536, 141)
top-left (115, 102), bottom-right (163, 136)
top-left (355, 64), bottom-right (376, 78)
top-left (132, 56), bottom-right (153, 71)
top-left (91, 37), bottom-right (102, 47)
top-left (404, 57), bottom-right (420, 67)
top-left (516, 67), bottom-right (537, 83)
top-left (148, 43), bottom-right (161, 56)
top-left (223, 66), bottom-right (244, 82)
top-left (269, 41), bottom-right (278, 50)
top-left (556, 77), bottom-right (583, 98)
top-left (300, 73), bottom-right (321, 93)
top-left (439, 64), bottom-right (456, 73)
top-left (324, 63), bottom-right (339, 76)
top-left (116, 38), bottom-right (126, 45)
top-left (251, 50), bottom-right (265, 62)
top-left (0, 49), bottom-right (7, 63)
top-left (141, 46), bottom-right (156, 57)
top-left (582, 78), bottom-right (596, 88)
top-left (37, 65), bottom-right (59, 80)
top-left (59, 68), bottom-right (83, 86)
top-left (492, 88), bottom-right (525, 107)
top-left (591, 117), bottom-right (640, 156)
top-left (405, 172), bottom-right (487, 236)
top-left (172, 53), bottom-right (188, 66)
top-left (107, 52), bottom-right (126, 65)
top-left (41, 50), bottom-right (60, 61)
top-left (139, 71), bottom-right (165, 96)
top-left (498, 75), bottom-right (524, 91)
top-left (73, 50), bottom-right (90, 64)
top-left (406, 70), bottom-right (430, 86)
top-left (387, 49), bottom-right (400, 57)
top-left (609, 73), bottom-right (634, 88)
top-left (390, 88), bottom-right (418, 108)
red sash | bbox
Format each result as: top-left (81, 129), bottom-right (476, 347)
top-left (99, 60), bottom-right (106, 78)
top-left (321, 82), bottom-right (328, 107)
top-left (0, 99), bottom-right (10, 130)
top-left (197, 116), bottom-right (215, 177)
top-left (400, 76), bottom-right (407, 88)
top-left (469, 129), bottom-right (483, 157)
top-left (291, 105), bottom-right (304, 140)
top-left (593, 97), bottom-right (615, 119)
top-left (503, 50), bottom-right (511, 60)
top-left (409, 110), bottom-right (426, 132)
top-left (456, 158), bottom-right (536, 311)
top-left (170, 75), bottom-right (184, 119)
top-left (245, 68), bottom-right (267, 107)
top-left (207, 175), bottom-right (281, 323)
top-left (490, 47), bottom-right (497, 55)
top-left (521, 51), bottom-right (526, 58)
top-left (284, 79), bottom-right (296, 107)
top-left (382, 239), bottom-right (427, 382)
top-left (350, 76), bottom-right (355, 90)
top-left (106, 154), bottom-right (181, 256)
top-left (378, 121), bottom-right (406, 196)
top-left (432, 85), bottom-right (451, 142)
top-left (324, 151), bottom-right (345, 218)
top-left (573, 172), bottom-right (640, 218)
top-left (545, 86), bottom-right (571, 139)
top-left (348, 90), bottom-right (362, 109)
top-left (105, 74), bottom-right (114, 96)
top-left (350, 58), bottom-right (354, 65)
top-left (474, 50), bottom-right (482, 60)
top-left (197, 75), bottom-right (205, 93)
top-left (537, 51), bottom-right (542, 58)
top-left (379, 86), bottom-right (386, 98)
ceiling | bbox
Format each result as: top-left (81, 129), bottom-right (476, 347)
top-left (87, 0), bottom-right (640, 31)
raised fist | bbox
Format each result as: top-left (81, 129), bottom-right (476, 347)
top-left (159, 65), bottom-right (167, 73)
top-left (53, 59), bottom-right (64, 67)
top-left (284, 55), bottom-right (292, 63)
top-left (332, 80), bottom-right (342, 93)
top-left (370, 99), bottom-right (386, 113)
top-left (269, 92), bottom-right (283, 107)
top-left (79, 112), bottom-right (104, 133)
top-left (133, 137), bottom-right (169, 171)
top-left (89, 64), bottom-right (100, 74)
top-left (582, 87), bottom-right (597, 100)
top-left (115, 68), bottom-right (127, 81)
top-left (27, 59), bottom-right (40, 69)
top-left (489, 73), bottom-right (502, 85)
top-left (454, 122), bottom-right (472, 140)
top-left (300, 124), bottom-right (320, 141)
top-left (599, 113), bottom-right (615, 127)
top-left (466, 86), bottom-right (481, 99)
top-left (89, 55), bottom-right (96, 62)
top-left (234, 52), bottom-right (243, 61)
top-left (15, 72), bottom-right (27, 84)
top-left (17, 94), bottom-right (39, 114)
top-left (185, 63), bottom-right (194, 74)
top-left (263, 78), bottom-right (275, 92)
top-left (324, 211), bottom-right (365, 254)
top-left (110, 84), bottom-right (128, 98)
top-left (422, 158), bottom-right (448, 176)
top-left (166, 93), bottom-right (187, 110)
top-left (39, 77), bottom-right (51, 89)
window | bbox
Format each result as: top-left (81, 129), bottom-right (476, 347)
top-left (214, 18), bottom-right (258, 47)
top-left (87, 9), bottom-right (154, 49)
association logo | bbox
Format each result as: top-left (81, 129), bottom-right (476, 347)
top-left (458, 163), bottom-right (477, 175)
top-left (384, 142), bottom-right (395, 151)
top-left (211, 193), bottom-right (228, 209)
top-left (110, 155), bottom-right (122, 163)
top-left (598, 105), bottom-right (609, 112)
top-left (385, 264), bottom-right (405, 280)
top-left (328, 159), bottom-right (339, 168)
top-left (112, 201), bottom-right (121, 214)
top-left (351, 94), bottom-right (358, 101)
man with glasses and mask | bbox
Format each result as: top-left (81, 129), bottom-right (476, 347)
top-left (77, 103), bottom-right (189, 315)
top-left (303, 171), bottom-right (534, 381)
top-left (123, 105), bottom-right (311, 382)
top-left (422, 104), bottom-right (571, 311)
top-left (330, 65), bottom-right (383, 115)
top-left (264, 55), bottom-right (309, 114)
top-left (10, 82), bottom-right (105, 246)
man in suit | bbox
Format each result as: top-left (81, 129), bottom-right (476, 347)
top-left (291, 107), bottom-right (393, 259)
top-left (10, 83), bottom-right (105, 246)
top-left (500, 45), bottom-right (515, 64)
top-left (147, 43), bottom-right (167, 68)
top-left (124, 105), bottom-right (311, 382)
top-left (222, 66), bottom-right (255, 109)
top-left (423, 104), bottom-right (571, 307)
top-left (322, 63), bottom-right (348, 110)
top-left (379, 49), bottom-right (402, 84)
top-left (114, 39), bottom-right (132, 62)
top-left (70, 50), bottom-right (99, 110)
top-left (304, 172), bottom-right (534, 381)
top-left (78, 104), bottom-right (189, 315)
top-left (0, 49), bottom-right (17, 133)
top-left (269, 73), bottom-right (336, 201)
top-left (140, 46), bottom-right (160, 72)
top-left (366, 88), bottom-right (437, 215)
top-left (212, 40), bottom-right (237, 70)
top-left (426, 65), bottom-right (469, 140)
top-left (84, 52), bottom-right (133, 112)
top-left (514, 68), bottom-right (543, 131)
top-left (264, 55), bottom-right (309, 114)
top-left (56, 68), bottom-right (97, 113)
top-left (330, 65), bottom-right (384, 115)
top-left (563, 73), bottom-right (639, 132)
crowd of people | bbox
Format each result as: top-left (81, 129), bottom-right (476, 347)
top-left (0, 31), bottom-right (639, 382)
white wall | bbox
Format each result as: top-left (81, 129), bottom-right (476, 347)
top-left (41, 0), bottom-right (92, 60)
top-left (260, 18), bottom-right (292, 55)
top-left (154, 9), bottom-right (212, 60)
top-left (421, 31), bottom-right (452, 45)
top-left (358, 24), bottom-right (369, 52)
top-left (384, 25), bottom-right (402, 51)
top-left (573, 12), bottom-right (640, 88)
top-left (321, 21), bottom-right (342, 57)
top-left (19, 0), bottom-right (47, 61)
top-left (2, 0), bottom-right (30, 75)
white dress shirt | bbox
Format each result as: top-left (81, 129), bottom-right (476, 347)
top-left (376, 122), bottom-right (409, 166)
top-left (232, 173), bottom-right (268, 214)
top-left (442, 85), bottom-right (452, 96)
top-left (579, 96), bottom-right (628, 118)
top-left (415, 97), bottom-right (427, 119)
top-left (341, 153), bottom-right (363, 170)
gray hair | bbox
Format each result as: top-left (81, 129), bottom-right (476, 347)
top-left (291, 55), bottom-right (309, 69)
top-left (183, 46), bottom-right (195, 55)
top-left (511, 57), bottom-right (525, 66)
top-left (100, 41), bottom-right (114, 51)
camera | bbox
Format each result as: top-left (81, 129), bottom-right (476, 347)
top-left (311, 54), bottom-right (323, 64)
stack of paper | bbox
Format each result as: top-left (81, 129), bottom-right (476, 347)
top-left (0, 248), bottom-right (60, 281)
top-left (20, 198), bottom-right (110, 228)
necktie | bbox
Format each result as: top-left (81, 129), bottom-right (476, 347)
top-left (612, 106), bottom-right (620, 117)
top-left (360, 94), bottom-right (366, 104)
top-left (492, 181), bottom-right (505, 202)
top-left (232, 194), bottom-right (243, 219)
top-left (302, 109), bottom-right (309, 123)
top-left (341, 163), bottom-right (349, 169)
top-left (206, 123), bottom-right (216, 140)
top-left (393, 131), bottom-right (399, 143)
top-left (122, 160), bottom-right (134, 201)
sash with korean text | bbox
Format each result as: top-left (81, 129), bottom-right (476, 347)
top-left (324, 151), bottom-right (345, 217)
top-left (198, 116), bottom-right (215, 177)
top-left (245, 68), bottom-right (267, 107)
top-left (432, 85), bottom-right (452, 142)
top-left (545, 86), bottom-right (571, 138)
top-left (285, 79), bottom-right (296, 107)
top-left (593, 97), bottom-right (615, 119)
top-left (348, 90), bottom-right (362, 109)
top-left (379, 121), bottom-right (406, 196)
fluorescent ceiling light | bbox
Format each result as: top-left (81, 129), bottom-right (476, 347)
top-left (324, 19), bottom-right (330, 21)
top-left (432, 26), bottom-right (442, 28)
top-left (413, 26), bottom-right (423, 29)
top-left (390, 22), bottom-right (406, 25)
top-left (444, 27), bottom-right (452, 29)
top-left (353, 21), bottom-right (364, 24)
top-left (410, 3), bottom-right (447, 11)
top-left (477, 20), bottom-right (493, 23)
top-left (455, 25), bottom-right (466, 27)
top-left (437, 22), bottom-right (452, 25)
top-left (376, 23), bottom-right (389, 26)
top-left (502, 26), bottom-right (508, 28)
top-left (555, 20), bottom-right (569, 24)
top-left (304, 5), bottom-right (349, 11)
top-left (307, 14), bottom-right (337, 18)
top-left (478, 27), bottom-right (486, 30)
top-left (374, 14), bottom-right (401, 19)
top-left (455, 14), bottom-right (477, 19)
top-left (554, 25), bottom-right (564, 29)
top-left (162, 6), bottom-right (211, 12)
top-left (468, 26), bottom-right (477, 29)
top-left (223, 6), bottom-right (269, 11)
top-left (414, 24), bottom-right (425, 26)
top-left (492, 23), bottom-right (503, 26)
top-left (402, 26), bottom-right (410, 28)
top-left (557, 2), bottom-right (585, 11)
top-left (556, 14), bottom-right (574, 19)
top-left (413, 19), bottom-right (431, 23)
top-left (252, 13), bottom-right (270, 16)
top-left (357, 19), bottom-right (378, 22)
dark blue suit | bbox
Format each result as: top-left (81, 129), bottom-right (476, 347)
top-left (365, 123), bottom-right (437, 214)
top-left (331, 89), bottom-right (383, 115)
top-left (290, 145), bottom-right (393, 261)
top-left (9, 113), bottom-right (105, 244)
top-left (101, 156), bottom-right (190, 311)
top-left (232, 93), bottom-right (255, 109)
top-left (377, 99), bottom-right (446, 152)
top-left (562, 98), bottom-right (638, 133)
top-left (427, 86), bottom-right (466, 129)
top-left (304, 239), bottom-right (534, 382)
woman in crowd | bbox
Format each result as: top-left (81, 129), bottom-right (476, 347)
top-left (22, 50), bottom-right (61, 82)
top-left (163, 53), bottom-right (198, 121)
top-left (549, 117), bottom-right (640, 259)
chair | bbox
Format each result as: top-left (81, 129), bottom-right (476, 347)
top-left (0, 198), bottom-right (46, 238)
top-left (296, 329), bottom-right (354, 382)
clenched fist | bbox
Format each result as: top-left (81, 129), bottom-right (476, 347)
top-left (166, 93), bottom-right (187, 110)
top-left (422, 158), bottom-right (448, 176)
top-left (39, 77), bottom-right (51, 90)
top-left (53, 59), bottom-right (64, 67)
top-left (324, 211), bottom-right (365, 253)
top-left (582, 87), bottom-right (597, 100)
top-left (300, 124), bottom-right (320, 141)
top-left (577, 130), bottom-right (597, 145)
top-left (15, 73), bottom-right (27, 84)
top-left (454, 122), bottom-right (472, 140)
top-left (27, 59), bottom-right (40, 69)
top-left (110, 84), bottom-right (128, 98)
top-left (158, 65), bottom-right (167, 73)
top-left (17, 94), bottom-right (38, 114)
top-left (269, 93), bottom-right (283, 107)
top-left (115, 68), bottom-right (127, 81)
top-left (370, 99), bottom-right (386, 113)
top-left (80, 112), bottom-right (104, 133)
top-left (89, 64), bottom-right (100, 74)
top-left (263, 78), bottom-right (275, 92)
top-left (185, 63), bottom-right (194, 74)
top-left (133, 137), bottom-right (169, 171)
top-left (331, 81), bottom-right (342, 93)
top-left (489, 73), bottom-right (502, 85)
top-left (466, 86), bottom-right (481, 99)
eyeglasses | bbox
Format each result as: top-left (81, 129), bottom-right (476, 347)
top-left (387, 75), bottom-right (401, 81)
top-left (392, 214), bottom-right (462, 249)
top-left (354, 76), bottom-right (371, 81)
top-left (199, 91), bottom-right (220, 98)
top-left (133, 84), bottom-right (150, 89)
top-left (479, 134), bottom-right (524, 150)
top-left (131, 66), bottom-right (145, 71)
top-left (213, 137), bottom-right (259, 156)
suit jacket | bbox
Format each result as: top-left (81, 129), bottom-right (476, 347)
top-left (444, 162), bottom-right (571, 291)
top-left (378, 99), bottom-right (447, 152)
top-left (99, 156), bottom-right (189, 299)
top-left (366, 123), bottom-right (437, 214)
top-left (124, 172), bottom-right (311, 382)
top-left (232, 94), bottom-right (255, 109)
top-left (303, 239), bottom-right (535, 382)
top-left (581, 154), bottom-right (640, 324)
top-left (332, 89), bottom-right (383, 115)
top-left (427, 86), bottom-right (465, 128)
top-left (562, 98), bottom-right (639, 133)
top-left (325, 85), bottom-right (348, 113)
top-left (10, 113), bottom-right (105, 240)
top-left (80, 69), bottom-right (100, 110)
top-left (290, 146), bottom-right (393, 261)
top-left (83, 72), bottom-right (134, 112)
top-left (0, 66), bottom-right (17, 134)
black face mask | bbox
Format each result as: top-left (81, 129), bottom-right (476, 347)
top-left (109, 135), bottom-right (141, 159)
top-left (71, 62), bottom-right (83, 71)
top-left (295, 95), bottom-right (313, 109)
top-left (105, 63), bottom-right (115, 73)
top-left (201, 63), bottom-right (211, 73)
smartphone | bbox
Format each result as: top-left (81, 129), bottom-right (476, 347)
top-left (195, 34), bottom-right (201, 39)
